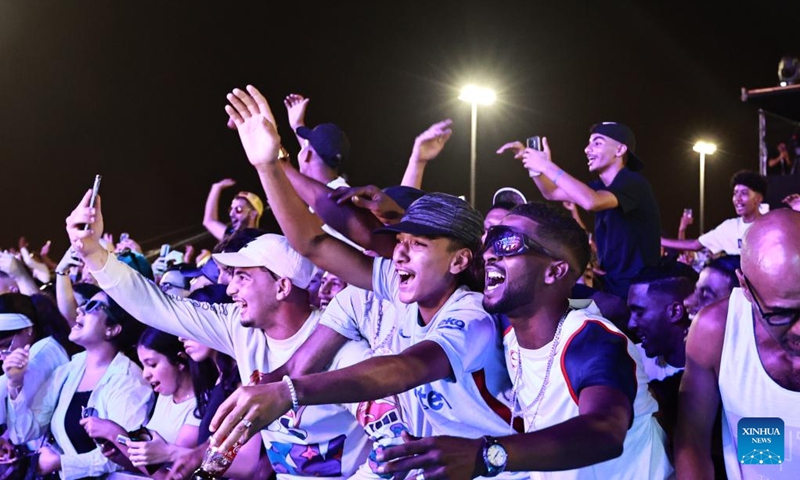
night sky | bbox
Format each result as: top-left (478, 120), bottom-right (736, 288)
top-left (2, 1), bottom-right (798, 257)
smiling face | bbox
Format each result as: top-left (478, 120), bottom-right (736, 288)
top-left (392, 233), bottom-right (466, 310)
top-left (732, 185), bottom-right (762, 219)
top-left (138, 345), bottom-right (184, 396)
top-left (229, 198), bottom-right (257, 230)
top-left (627, 284), bottom-right (678, 358)
top-left (684, 267), bottom-right (734, 317)
top-left (318, 272), bottom-right (347, 309)
top-left (482, 215), bottom-right (554, 316)
top-left (226, 266), bottom-right (279, 328)
top-left (584, 133), bottom-right (625, 173)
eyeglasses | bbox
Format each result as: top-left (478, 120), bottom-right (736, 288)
top-left (484, 225), bottom-right (561, 260)
top-left (743, 275), bottom-right (800, 327)
top-left (78, 299), bottom-right (110, 316)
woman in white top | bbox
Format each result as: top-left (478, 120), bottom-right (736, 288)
top-left (6, 291), bottom-right (153, 480)
top-left (85, 327), bottom-right (202, 476)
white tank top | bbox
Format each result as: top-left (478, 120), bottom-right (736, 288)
top-left (718, 288), bottom-right (800, 479)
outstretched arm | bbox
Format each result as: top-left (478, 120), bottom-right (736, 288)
top-left (209, 340), bottom-right (453, 453)
top-left (661, 237), bottom-right (703, 252)
top-left (203, 179), bottom-right (236, 241)
top-left (225, 85), bottom-right (373, 290)
top-left (497, 138), bottom-right (618, 211)
top-left (401, 119), bottom-right (453, 189)
top-left (375, 385), bottom-right (631, 479)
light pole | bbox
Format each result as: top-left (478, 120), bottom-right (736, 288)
top-left (458, 85), bottom-right (496, 206)
top-left (693, 141), bottom-right (717, 234)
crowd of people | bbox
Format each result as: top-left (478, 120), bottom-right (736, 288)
top-left (1, 85), bottom-right (800, 480)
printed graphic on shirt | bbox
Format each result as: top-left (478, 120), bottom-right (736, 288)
top-left (738, 417), bottom-right (784, 465)
top-left (268, 435), bottom-right (346, 477)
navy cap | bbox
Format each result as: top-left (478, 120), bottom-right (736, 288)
top-left (296, 123), bottom-right (350, 169)
top-left (375, 192), bottom-right (484, 249)
top-left (589, 122), bottom-right (643, 171)
top-left (382, 185), bottom-right (426, 210)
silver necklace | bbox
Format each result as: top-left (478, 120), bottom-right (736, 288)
top-left (509, 306), bottom-right (572, 432)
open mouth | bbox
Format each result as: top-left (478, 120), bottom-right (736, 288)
top-left (150, 381), bottom-right (161, 392)
top-left (397, 270), bottom-right (414, 286)
top-left (485, 269), bottom-right (506, 291)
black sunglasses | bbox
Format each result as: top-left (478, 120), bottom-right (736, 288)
top-left (484, 225), bottom-right (560, 260)
top-left (743, 275), bottom-right (800, 327)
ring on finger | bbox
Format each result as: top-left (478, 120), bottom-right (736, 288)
top-left (241, 418), bottom-right (253, 429)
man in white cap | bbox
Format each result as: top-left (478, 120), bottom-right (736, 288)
top-left (64, 197), bottom-right (383, 480)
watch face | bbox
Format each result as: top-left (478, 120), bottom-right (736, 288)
top-left (487, 444), bottom-right (508, 467)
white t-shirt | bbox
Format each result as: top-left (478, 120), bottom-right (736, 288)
top-left (92, 255), bottom-right (372, 480)
top-left (503, 300), bottom-right (672, 480)
top-left (145, 394), bottom-right (201, 444)
top-left (369, 257), bottom-right (518, 441)
top-left (698, 217), bottom-right (753, 255)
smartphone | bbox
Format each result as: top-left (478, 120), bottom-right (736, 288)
top-left (159, 244), bottom-right (171, 258)
top-left (526, 136), bottom-right (543, 151)
top-left (83, 174), bottom-right (102, 231)
top-left (116, 434), bottom-right (131, 446)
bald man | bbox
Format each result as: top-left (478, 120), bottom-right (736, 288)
top-left (675, 209), bottom-right (800, 479)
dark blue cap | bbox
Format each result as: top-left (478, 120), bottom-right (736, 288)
top-left (296, 123), bottom-right (350, 169)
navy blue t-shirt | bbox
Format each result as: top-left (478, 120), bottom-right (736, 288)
top-left (589, 168), bottom-right (661, 298)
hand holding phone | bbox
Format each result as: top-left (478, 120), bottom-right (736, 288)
top-left (525, 136), bottom-right (543, 177)
top-left (83, 175), bottom-right (102, 231)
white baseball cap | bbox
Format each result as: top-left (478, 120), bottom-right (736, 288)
top-left (212, 234), bottom-right (316, 289)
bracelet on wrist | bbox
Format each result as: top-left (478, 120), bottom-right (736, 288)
top-left (282, 375), bottom-right (300, 411)
top-left (553, 169), bottom-right (565, 186)
top-left (55, 270), bottom-right (68, 276)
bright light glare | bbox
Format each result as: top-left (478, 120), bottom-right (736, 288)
top-left (780, 81), bottom-right (788, 87)
top-left (693, 141), bottom-right (717, 155)
top-left (459, 85), bottom-right (496, 105)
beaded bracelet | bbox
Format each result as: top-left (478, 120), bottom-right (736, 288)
top-left (282, 375), bottom-right (300, 411)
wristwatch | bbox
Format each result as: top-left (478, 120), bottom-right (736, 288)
top-left (482, 436), bottom-right (508, 477)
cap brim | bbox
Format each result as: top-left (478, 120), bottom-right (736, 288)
top-left (212, 251), bottom-right (261, 268)
top-left (627, 152), bottom-right (644, 172)
top-left (295, 126), bottom-right (312, 139)
top-left (374, 221), bottom-right (454, 238)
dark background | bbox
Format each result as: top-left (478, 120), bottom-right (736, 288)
top-left (1, 1), bottom-right (798, 257)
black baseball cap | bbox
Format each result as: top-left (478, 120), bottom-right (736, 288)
top-left (589, 122), bottom-right (643, 171)
top-left (296, 123), bottom-right (350, 169)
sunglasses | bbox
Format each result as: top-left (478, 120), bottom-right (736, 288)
top-left (78, 299), bottom-right (110, 315)
top-left (743, 275), bottom-right (800, 327)
top-left (484, 225), bottom-right (560, 260)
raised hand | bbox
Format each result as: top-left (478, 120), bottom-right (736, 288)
top-left (329, 185), bottom-right (405, 223)
top-left (496, 141), bottom-right (526, 159)
top-left (65, 189), bottom-right (106, 261)
top-left (225, 86), bottom-right (282, 169)
top-left (284, 93), bottom-right (310, 131)
top-left (411, 119), bottom-right (453, 163)
top-left (783, 193), bottom-right (800, 212)
top-left (376, 431), bottom-right (483, 480)
top-left (209, 382), bottom-right (290, 454)
top-left (520, 137), bottom-right (553, 177)
top-left (213, 178), bottom-right (236, 190)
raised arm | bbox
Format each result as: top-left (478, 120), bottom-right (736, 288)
top-left (401, 119), bottom-right (453, 189)
top-left (284, 93), bottom-right (309, 146)
top-left (225, 85), bottom-right (373, 290)
top-left (661, 237), bottom-right (703, 252)
top-left (203, 178), bottom-right (236, 241)
top-left (498, 138), bottom-right (618, 212)
top-left (674, 299), bottom-right (726, 480)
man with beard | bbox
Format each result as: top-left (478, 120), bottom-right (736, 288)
top-left (370, 203), bottom-right (672, 479)
top-left (203, 178), bottom-right (265, 241)
top-left (676, 209), bottom-right (800, 479)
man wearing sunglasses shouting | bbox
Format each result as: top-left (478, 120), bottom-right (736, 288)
top-left (372, 203), bottom-right (672, 479)
top-left (675, 209), bottom-right (800, 480)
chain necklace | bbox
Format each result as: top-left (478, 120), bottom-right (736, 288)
top-left (509, 306), bottom-right (572, 432)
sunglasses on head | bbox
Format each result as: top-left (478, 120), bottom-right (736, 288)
top-left (484, 225), bottom-right (560, 260)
